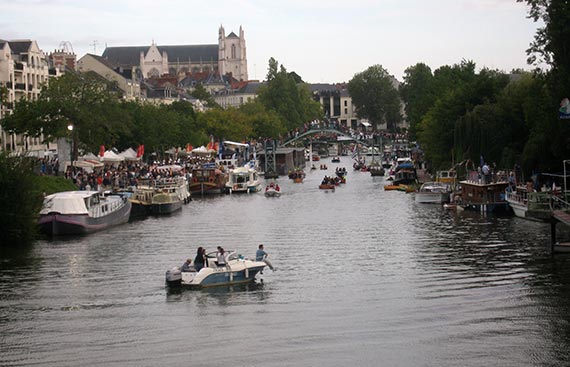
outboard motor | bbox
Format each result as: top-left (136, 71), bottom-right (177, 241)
top-left (165, 267), bottom-right (182, 287)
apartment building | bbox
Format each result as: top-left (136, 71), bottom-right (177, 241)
top-left (0, 39), bottom-right (59, 153)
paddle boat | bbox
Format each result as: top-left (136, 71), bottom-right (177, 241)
top-left (165, 251), bottom-right (266, 288)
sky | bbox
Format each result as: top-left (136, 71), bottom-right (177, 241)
top-left (1, 0), bottom-right (541, 83)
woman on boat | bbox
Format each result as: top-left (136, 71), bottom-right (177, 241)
top-left (216, 247), bottom-right (227, 267)
top-left (194, 247), bottom-right (207, 272)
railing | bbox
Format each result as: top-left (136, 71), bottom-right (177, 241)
top-left (550, 193), bottom-right (570, 211)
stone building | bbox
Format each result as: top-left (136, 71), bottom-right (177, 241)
top-left (76, 53), bottom-right (141, 100)
top-left (0, 39), bottom-right (59, 153)
top-left (101, 25), bottom-right (248, 82)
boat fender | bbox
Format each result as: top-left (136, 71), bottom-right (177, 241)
top-left (245, 267), bottom-right (249, 279)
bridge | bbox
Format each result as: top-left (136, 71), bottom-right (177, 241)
top-left (279, 128), bottom-right (370, 148)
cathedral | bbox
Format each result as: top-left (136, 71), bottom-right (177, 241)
top-left (101, 25), bottom-right (248, 81)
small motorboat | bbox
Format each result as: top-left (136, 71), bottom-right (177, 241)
top-left (264, 183), bottom-right (281, 197)
top-left (331, 157), bottom-right (341, 163)
top-left (165, 251), bottom-right (266, 288)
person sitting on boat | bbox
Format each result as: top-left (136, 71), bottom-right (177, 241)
top-left (194, 247), bottom-right (206, 272)
top-left (256, 244), bottom-right (275, 271)
top-left (216, 247), bottom-right (227, 267)
top-left (181, 258), bottom-right (193, 272)
top-left (275, 184), bottom-right (280, 192)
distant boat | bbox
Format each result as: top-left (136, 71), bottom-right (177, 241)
top-left (264, 183), bottom-right (282, 197)
top-left (38, 191), bottom-right (131, 235)
top-left (226, 167), bottom-right (262, 194)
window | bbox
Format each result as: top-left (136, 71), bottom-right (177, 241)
top-left (344, 100), bottom-right (347, 107)
top-left (231, 44), bottom-right (236, 59)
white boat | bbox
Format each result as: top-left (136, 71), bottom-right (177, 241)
top-left (165, 251), bottom-right (266, 288)
top-left (38, 191), bottom-right (131, 235)
top-left (225, 167), bottom-right (261, 193)
top-left (415, 182), bottom-right (451, 204)
top-left (264, 183), bottom-right (282, 197)
top-left (505, 188), bottom-right (553, 221)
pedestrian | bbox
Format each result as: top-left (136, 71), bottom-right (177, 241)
top-left (256, 244), bottom-right (275, 271)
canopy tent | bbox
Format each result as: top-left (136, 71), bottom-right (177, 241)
top-left (118, 147), bottom-right (140, 161)
top-left (102, 150), bottom-right (124, 162)
top-left (81, 152), bottom-right (100, 160)
top-left (191, 146), bottom-right (216, 155)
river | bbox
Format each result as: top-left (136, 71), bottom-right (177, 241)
top-left (2, 156), bottom-right (570, 367)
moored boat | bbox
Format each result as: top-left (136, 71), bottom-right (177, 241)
top-left (38, 191), bottom-right (131, 236)
top-left (415, 182), bottom-right (451, 204)
top-left (505, 188), bottom-right (554, 221)
top-left (226, 167), bottom-right (262, 193)
top-left (165, 251), bottom-right (266, 288)
top-left (189, 164), bottom-right (228, 195)
top-left (152, 189), bottom-right (183, 215)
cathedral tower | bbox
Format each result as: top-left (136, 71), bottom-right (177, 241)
top-left (218, 25), bottom-right (248, 81)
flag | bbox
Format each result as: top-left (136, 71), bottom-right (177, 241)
top-left (186, 144), bottom-right (193, 152)
top-left (99, 145), bottom-right (105, 157)
top-left (136, 145), bottom-right (142, 157)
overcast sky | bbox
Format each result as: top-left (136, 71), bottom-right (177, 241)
top-left (1, 0), bottom-right (540, 83)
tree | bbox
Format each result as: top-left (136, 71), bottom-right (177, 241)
top-left (238, 100), bottom-right (286, 138)
top-left (0, 153), bottom-right (43, 245)
top-left (399, 63), bottom-right (436, 139)
top-left (257, 58), bottom-right (322, 131)
top-left (191, 84), bottom-right (219, 109)
top-left (347, 65), bottom-right (401, 131)
top-left (1, 72), bottom-right (129, 159)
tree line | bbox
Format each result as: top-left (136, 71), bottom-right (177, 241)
top-left (1, 58), bottom-right (322, 161)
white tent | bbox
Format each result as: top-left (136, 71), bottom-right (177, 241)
top-left (81, 152), bottom-right (101, 160)
top-left (118, 147), bottom-right (139, 161)
top-left (191, 146), bottom-right (216, 155)
top-left (102, 150), bottom-right (124, 162)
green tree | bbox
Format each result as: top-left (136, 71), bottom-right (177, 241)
top-left (1, 72), bottom-right (129, 159)
top-left (198, 108), bottom-right (254, 143)
top-left (399, 63), bottom-right (436, 139)
top-left (257, 58), bottom-right (322, 131)
top-left (238, 100), bottom-right (286, 138)
top-left (347, 65), bottom-right (401, 131)
top-left (191, 84), bottom-right (219, 109)
top-left (0, 153), bottom-right (43, 245)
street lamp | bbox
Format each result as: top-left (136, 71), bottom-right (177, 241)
top-left (67, 124), bottom-right (74, 172)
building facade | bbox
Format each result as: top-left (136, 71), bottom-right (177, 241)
top-left (0, 39), bottom-right (59, 153)
top-left (76, 53), bottom-right (141, 100)
top-left (101, 25), bottom-right (248, 82)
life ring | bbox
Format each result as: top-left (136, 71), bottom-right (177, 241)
top-left (209, 177), bottom-right (214, 183)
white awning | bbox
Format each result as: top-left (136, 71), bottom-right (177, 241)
top-left (361, 121), bottom-right (371, 127)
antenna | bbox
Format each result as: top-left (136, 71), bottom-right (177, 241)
top-left (90, 40), bottom-right (99, 54)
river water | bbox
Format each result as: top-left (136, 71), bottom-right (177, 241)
top-left (2, 156), bottom-right (570, 366)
